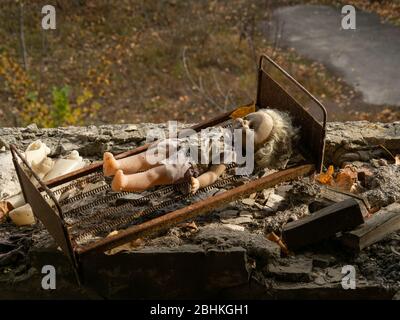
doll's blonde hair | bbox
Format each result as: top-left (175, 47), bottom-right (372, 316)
top-left (254, 108), bottom-right (299, 170)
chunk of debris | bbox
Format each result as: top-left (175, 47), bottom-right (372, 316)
top-left (220, 216), bottom-right (252, 225)
top-left (326, 267), bottom-right (344, 282)
top-left (363, 164), bottom-right (400, 208)
top-left (282, 198), bottom-right (364, 250)
top-left (241, 198), bottom-right (256, 206)
top-left (192, 223), bottom-right (280, 261)
top-left (223, 224), bottom-right (245, 232)
top-left (320, 186), bottom-right (370, 217)
top-left (266, 257), bottom-right (313, 282)
top-left (217, 209), bottom-right (239, 219)
top-left (313, 275), bottom-right (326, 286)
top-left (286, 178), bottom-right (322, 205)
top-left (252, 209), bottom-right (275, 219)
top-left (264, 204), bottom-right (309, 234)
top-left (0, 151), bottom-right (21, 199)
top-left (105, 230), bottom-right (144, 255)
top-left (8, 204), bottom-right (35, 226)
top-left (395, 155), bottom-right (400, 166)
top-left (180, 221), bottom-right (198, 231)
top-left (248, 192), bottom-right (257, 199)
top-left (312, 254), bottom-right (336, 268)
top-left (260, 188), bottom-right (274, 200)
top-left (341, 202), bottom-right (400, 252)
top-left (308, 199), bottom-right (335, 213)
top-left (264, 193), bottom-right (285, 211)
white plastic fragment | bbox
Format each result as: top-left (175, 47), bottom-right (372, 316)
top-left (44, 150), bottom-right (85, 181)
top-left (32, 157), bottom-right (55, 180)
top-left (24, 140), bottom-right (51, 167)
top-left (8, 203), bottom-right (35, 226)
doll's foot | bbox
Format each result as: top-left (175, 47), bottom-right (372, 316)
top-left (103, 152), bottom-right (119, 176)
top-left (111, 170), bottom-right (127, 192)
top-left (190, 177), bottom-right (200, 194)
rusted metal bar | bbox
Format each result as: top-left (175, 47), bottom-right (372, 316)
top-left (76, 164), bottom-right (314, 256)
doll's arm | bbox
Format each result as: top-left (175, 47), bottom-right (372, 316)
top-left (190, 164), bottom-right (227, 194)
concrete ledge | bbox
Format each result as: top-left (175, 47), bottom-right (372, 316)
top-left (1, 121), bottom-right (399, 299)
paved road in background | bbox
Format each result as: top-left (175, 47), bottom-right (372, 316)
top-left (267, 5), bottom-right (400, 106)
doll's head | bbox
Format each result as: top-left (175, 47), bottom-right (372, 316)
top-left (233, 108), bottom-right (299, 169)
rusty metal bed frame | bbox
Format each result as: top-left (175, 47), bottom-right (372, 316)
top-left (11, 54), bottom-right (327, 283)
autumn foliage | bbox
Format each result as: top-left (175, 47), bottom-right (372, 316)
top-left (0, 0), bottom-right (398, 127)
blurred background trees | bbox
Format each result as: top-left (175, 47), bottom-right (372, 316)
top-left (0, 0), bottom-right (398, 127)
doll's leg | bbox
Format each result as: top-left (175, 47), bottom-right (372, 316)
top-left (103, 152), bottom-right (160, 176)
top-left (111, 165), bottom-right (177, 192)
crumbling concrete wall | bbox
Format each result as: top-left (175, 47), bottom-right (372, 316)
top-left (1, 121), bottom-right (399, 160)
top-left (2, 121), bottom-right (399, 199)
top-left (325, 121), bottom-right (400, 163)
top-left (0, 121), bottom-right (399, 299)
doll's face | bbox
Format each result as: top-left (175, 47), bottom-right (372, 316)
top-left (233, 111), bottom-right (273, 149)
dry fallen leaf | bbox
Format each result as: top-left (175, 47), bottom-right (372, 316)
top-left (316, 165), bottom-right (334, 185)
top-left (105, 230), bottom-right (144, 255)
top-left (181, 221), bottom-right (198, 231)
top-left (230, 102), bottom-right (255, 119)
top-left (316, 165), bottom-right (362, 192)
top-left (341, 165), bottom-right (358, 179)
top-left (334, 166), bottom-right (357, 191)
top-left (0, 201), bottom-right (13, 223)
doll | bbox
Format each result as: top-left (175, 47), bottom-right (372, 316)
top-left (103, 109), bottom-right (298, 194)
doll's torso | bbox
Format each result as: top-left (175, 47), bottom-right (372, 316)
top-left (148, 126), bottom-right (238, 181)
top-left (166, 126), bottom-right (236, 165)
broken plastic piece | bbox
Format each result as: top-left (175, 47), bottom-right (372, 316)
top-left (8, 203), bottom-right (35, 226)
top-left (44, 150), bottom-right (85, 181)
top-left (23, 140), bottom-right (51, 167)
top-left (32, 157), bottom-right (55, 180)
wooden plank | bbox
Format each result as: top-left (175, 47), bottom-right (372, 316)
top-left (308, 198), bottom-right (335, 213)
top-left (282, 198), bottom-right (364, 250)
top-left (320, 186), bottom-right (370, 217)
top-left (341, 203), bottom-right (400, 252)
